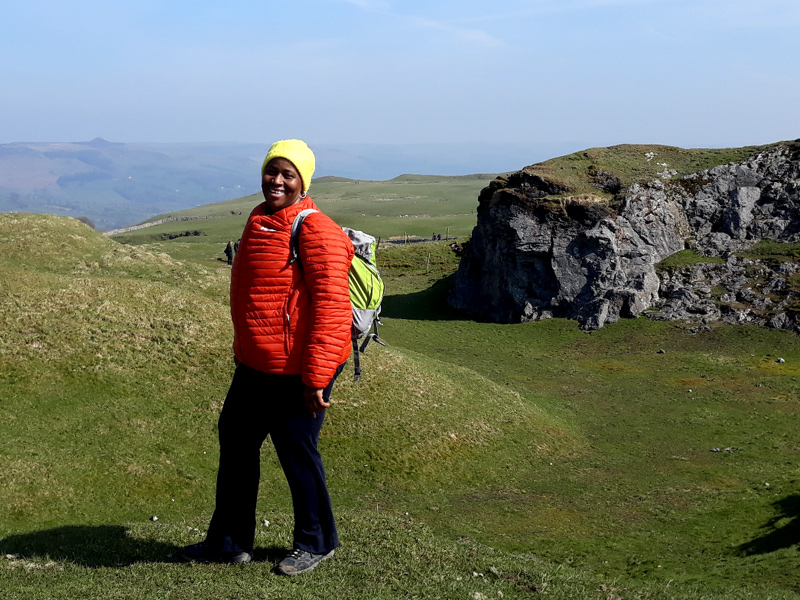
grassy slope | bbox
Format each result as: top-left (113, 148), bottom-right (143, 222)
top-left (0, 214), bottom-right (582, 600)
top-left (4, 137), bottom-right (800, 599)
top-left (378, 251), bottom-right (800, 587)
top-left (1, 218), bottom-right (798, 599)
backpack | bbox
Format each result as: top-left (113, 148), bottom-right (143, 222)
top-left (291, 209), bottom-right (386, 381)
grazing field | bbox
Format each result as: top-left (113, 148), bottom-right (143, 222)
top-left (1, 204), bottom-right (799, 599)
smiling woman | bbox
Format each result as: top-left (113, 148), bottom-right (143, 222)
top-left (183, 139), bottom-right (357, 577)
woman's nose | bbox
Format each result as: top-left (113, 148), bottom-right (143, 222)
top-left (264, 173), bottom-right (282, 186)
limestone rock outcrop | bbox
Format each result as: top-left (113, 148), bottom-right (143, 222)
top-left (450, 142), bottom-right (800, 332)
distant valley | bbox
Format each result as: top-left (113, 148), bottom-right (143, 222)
top-left (0, 138), bottom-right (575, 230)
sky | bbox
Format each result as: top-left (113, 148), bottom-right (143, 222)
top-left (2, 0), bottom-right (800, 151)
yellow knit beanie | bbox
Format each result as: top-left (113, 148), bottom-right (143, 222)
top-left (261, 139), bottom-right (316, 194)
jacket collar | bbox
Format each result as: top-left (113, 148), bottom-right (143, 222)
top-left (257, 196), bottom-right (318, 225)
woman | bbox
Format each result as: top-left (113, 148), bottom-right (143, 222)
top-left (183, 140), bottom-right (354, 576)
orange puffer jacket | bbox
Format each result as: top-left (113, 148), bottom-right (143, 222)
top-left (230, 197), bottom-right (355, 389)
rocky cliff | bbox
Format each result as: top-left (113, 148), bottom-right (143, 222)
top-left (450, 141), bottom-right (800, 332)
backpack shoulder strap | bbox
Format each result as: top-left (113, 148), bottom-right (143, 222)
top-left (290, 208), bottom-right (319, 264)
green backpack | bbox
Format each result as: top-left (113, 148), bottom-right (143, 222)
top-left (291, 209), bottom-right (386, 381)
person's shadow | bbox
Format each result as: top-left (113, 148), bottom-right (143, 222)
top-left (0, 525), bottom-right (289, 567)
top-left (0, 525), bottom-right (183, 567)
top-left (738, 494), bottom-right (800, 555)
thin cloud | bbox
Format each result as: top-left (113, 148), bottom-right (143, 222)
top-left (340, 0), bottom-right (503, 47)
top-left (690, 0), bottom-right (800, 29)
top-left (341, 0), bottom-right (391, 10)
top-left (454, 0), bottom-right (799, 34)
top-left (457, 0), bottom-right (661, 24)
top-left (409, 16), bottom-right (503, 47)
top-left (571, 0), bottom-right (800, 28)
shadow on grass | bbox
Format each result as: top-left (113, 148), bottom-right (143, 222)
top-left (738, 494), bottom-right (800, 555)
top-left (0, 525), bottom-right (291, 568)
top-left (0, 525), bottom-right (181, 567)
top-left (381, 274), bottom-right (474, 322)
top-left (252, 546), bottom-right (289, 564)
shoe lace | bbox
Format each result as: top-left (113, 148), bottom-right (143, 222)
top-left (287, 548), bottom-right (305, 559)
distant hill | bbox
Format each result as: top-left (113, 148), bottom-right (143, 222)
top-left (0, 139), bottom-right (577, 230)
top-left (0, 139), bottom-right (263, 230)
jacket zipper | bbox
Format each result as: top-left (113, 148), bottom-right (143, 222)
top-left (284, 312), bottom-right (291, 354)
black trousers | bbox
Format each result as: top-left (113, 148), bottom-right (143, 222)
top-left (205, 362), bottom-right (342, 555)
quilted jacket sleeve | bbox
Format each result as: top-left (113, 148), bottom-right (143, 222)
top-left (297, 212), bottom-right (355, 388)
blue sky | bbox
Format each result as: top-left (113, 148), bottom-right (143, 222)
top-left (3, 0), bottom-right (799, 150)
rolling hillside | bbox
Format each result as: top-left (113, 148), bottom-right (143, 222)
top-left (2, 211), bottom-right (800, 598)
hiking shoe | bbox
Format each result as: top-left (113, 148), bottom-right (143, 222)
top-left (273, 548), bottom-right (334, 576)
top-left (181, 541), bottom-right (252, 564)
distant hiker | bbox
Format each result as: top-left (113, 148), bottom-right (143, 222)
top-left (233, 238), bottom-right (240, 254)
top-left (183, 140), bottom-right (354, 577)
top-left (224, 241), bottom-right (234, 265)
top-left (437, 233), bottom-right (441, 241)
top-left (432, 233), bottom-right (436, 241)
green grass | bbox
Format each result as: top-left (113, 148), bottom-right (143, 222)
top-left (738, 241), bottom-right (800, 264)
top-left (656, 249), bottom-right (726, 273)
top-left (3, 212), bottom-right (800, 599)
top-left (382, 312), bottom-right (800, 584)
top-left (6, 514), bottom-right (766, 600)
top-left (113, 174), bottom-right (491, 245)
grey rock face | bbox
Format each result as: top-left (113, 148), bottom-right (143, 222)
top-left (654, 257), bottom-right (800, 333)
top-left (450, 144), bottom-right (800, 331)
top-left (679, 147), bottom-right (800, 254)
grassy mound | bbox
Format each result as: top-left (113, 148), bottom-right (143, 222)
top-left (521, 143), bottom-right (775, 199)
top-left (0, 213), bottom-right (566, 523)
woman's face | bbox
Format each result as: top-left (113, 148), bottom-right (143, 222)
top-left (261, 158), bottom-right (304, 213)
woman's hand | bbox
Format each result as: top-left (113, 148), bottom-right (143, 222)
top-left (303, 386), bottom-right (330, 418)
